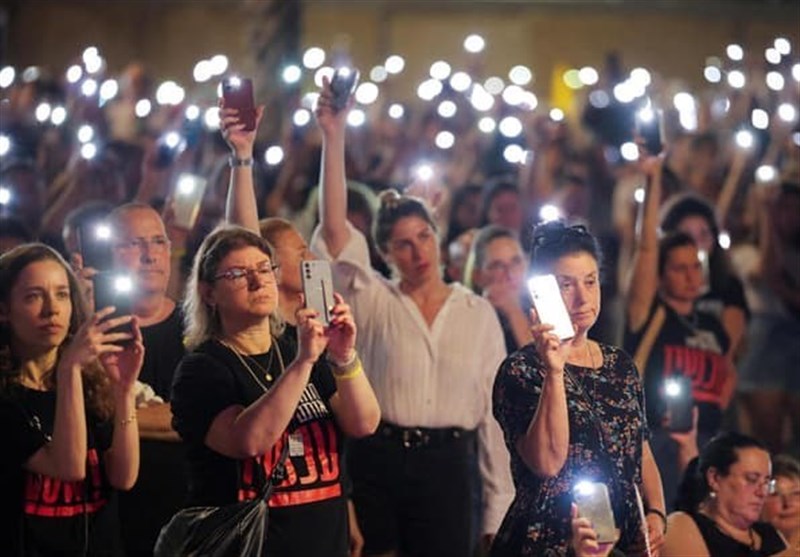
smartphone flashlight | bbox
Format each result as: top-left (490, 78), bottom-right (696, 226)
top-left (735, 130), bottom-right (754, 150)
top-left (113, 275), bottom-right (134, 294)
top-left (573, 480), bottom-right (596, 497)
top-left (0, 134), bottom-right (10, 157)
top-left (414, 163), bottom-right (434, 182)
top-left (177, 174), bottom-right (198, 196)
top-left (0, 186), bottom-right (12, 205)
top-left (94, 223), bottom-right (112, 240)
top-left (227, 76), bottom-right (242, 89)
top-left (664, 378), bottom-right (682, 398)
top-left (539, 204), bottom-right (562, 223)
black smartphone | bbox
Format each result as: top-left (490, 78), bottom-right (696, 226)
top-left (221, 76), bottom-right (256, 131)
top-left (329, 68), bottom-right (359, 112)
top-left (301, 260), bottom-right (334, 326)
top-left (635, 106), bottom-right (664, 156)
top-left (77, 221), bottom-right (113, 271)
top-left (663, 375), bottom-right (694, 433)
top-left (154, 131), bottom-right (187, 169)
top-left (93, 271), bottom-right (135, 341)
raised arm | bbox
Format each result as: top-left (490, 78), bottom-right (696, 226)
top-left (316, 80), bottom-right (351, 258)
top-left (627, 158), bottom-right (663, 333)
top-left (221, 101), bottom-right (264, 233)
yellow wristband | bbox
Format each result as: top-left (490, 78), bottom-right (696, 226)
top-left (331, 355), bottom-right (362, 381)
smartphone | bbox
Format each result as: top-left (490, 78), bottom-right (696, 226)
top-left (329, 68), bottom-right (360, 112)
top-left (698, 249), bottom-right (710, 296)
top-left (635, 107), bottom-right (664, 156)
top-left (77, 221), bottom-right (113, 271)
top-left (574, 481), bottom-right (617, 544)
top-left (301, 260), bottom-right (334, 326)
top-left (221, 76), bottom-right (256, 131)
top-left (171, 173), bottom-right (208, 230)
top-left (663, 375), bottom-right (694, 433)
top-left (154, 131), bottom-right (187, 169)
top-left (527, 274), bottom-right (574, 341)
top-left (93, 271), bottom-right (135, 341)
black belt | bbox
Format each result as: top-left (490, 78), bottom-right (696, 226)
top-left (377, 421), bottom-right (476, 449)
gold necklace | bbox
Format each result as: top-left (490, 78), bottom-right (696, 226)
top-left (218, 339), bottom-right (285, 390)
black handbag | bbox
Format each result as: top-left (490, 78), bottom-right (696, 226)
top-left (153, 441), bottom-right (289, 557)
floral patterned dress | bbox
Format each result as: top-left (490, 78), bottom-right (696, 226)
top-left (490, 343), bottom-right (649, 557)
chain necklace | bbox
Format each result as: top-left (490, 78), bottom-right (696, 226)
top-left (218, 339), bottom-right (285, 391)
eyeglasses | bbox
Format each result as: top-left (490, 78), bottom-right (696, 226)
top-left (736, 473), bottom-right (777, 494)
top-left (213, 261), bottom-right (280, 285)
top-left (484, 257), bottom-right (526, 275)
top-left (114, 236), bottom-right (171, 253)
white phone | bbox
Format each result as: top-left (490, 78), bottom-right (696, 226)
top-left (301, 260), bottom-right (334, 326)
top-left (172, 173), bottom-right (208, 230)
top-left (527, 274), bottom-right (574, 340)
top-left (574, 481), bottom-right (618, 544)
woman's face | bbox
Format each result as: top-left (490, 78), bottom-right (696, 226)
top-left (762, 474), bottom-right (800, 538)
top-left (677, 215), bottom-right (715, 254)
top-left (386, 216), bottom-right (440, 285)
top-left (551, 251), bottom-right (600, 336)
top-left (476, 236), bottom-right (527, 293)
top-left (660, 244), bottom-right (704, 303)
top-left (487, 191), bottom-right (524, 233)
top-left (710, 447), bottom-right (772, 527)
top-left (1, 260), bottom-right (72, 356)
top-left (206, 246), bottom-right (279, 325)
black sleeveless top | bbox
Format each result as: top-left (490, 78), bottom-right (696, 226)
top-left (691, 512), bottom-right (786, 556)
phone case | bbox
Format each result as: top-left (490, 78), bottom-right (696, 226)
top-left (222, 77), bottom-right (256, 131)
top-left (330, 69), bottom-right (360, 112)
top-left (527, 275), bottom-right (575, 340)
top-left (77, 223), bottom-right (113, 271)
top-left (664, 375), bottom-right (694, 433)
top-left (172, 173), bottom-right (208, 230)
top-left (93, 272), bottom-right (135, 341)
top-left (301, 260), bottom-right (334, 326)
top-left (574, 482), bottom-right (618, 544)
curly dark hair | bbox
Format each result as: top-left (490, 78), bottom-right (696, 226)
top-left (529, 220), bottom-right (603, 274)
top-left (0, 243), bottom-right (113, 420)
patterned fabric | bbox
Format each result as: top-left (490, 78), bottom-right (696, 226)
top-left (491, 343), bottom-right (650, 557)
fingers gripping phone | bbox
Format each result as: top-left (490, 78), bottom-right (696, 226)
top-left (527, 274), bottom-right (575, 340)
top-left (77, 221), bottom-right (113, 271)
top-left (301, 260), bottom-right (334, 326)
top-left (663, 375), bottom-right (694, 433)
top-left (171, 173), bottom-right (208, 230)
top-left (329, 68), bottom-right (360, 112)
top-left (221, 76), bottom-right (256, 131)
top-left (93, 271), bottom-right (135, 341)
top-left (574, 481), bottom-right (618, 544)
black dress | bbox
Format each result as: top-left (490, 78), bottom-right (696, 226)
top-left (690, 512), bottom-right (786, 557)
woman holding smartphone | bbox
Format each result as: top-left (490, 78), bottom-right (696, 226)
top-left (490, 221), bottom-right (666, 556)
top-left (0, 243), bottom-right (143, 556)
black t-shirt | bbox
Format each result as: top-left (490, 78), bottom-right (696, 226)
top-left (0, 387), bottom-right (122, 556)
top-left (170, 331), bottom-right (347, 557)
top-left (624, 298), bottom-right (730, 434)
top-left (690, 512), bottom-right (786, 557)
top-left (139, 305), bottom-right (185, 401)
top-left (697, 272), bottom-right (749, 323)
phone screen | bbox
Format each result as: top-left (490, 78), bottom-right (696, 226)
top-left (93, 271), bottom-right (135, 342)
top-left (221, 77), bottom-right (256, 131)
top-left (301, 260), bottom-right (334, 326)
top-left (574, 481), bottom-right (618, 544)
top-left (527, 274), bottom-right (574, 340)
top-left (77, 221), bottom-right (113, 271)
top-left (172, 173), bottom-right (208, 230)
top-left (663, 375), bottom-right (694, 433)
top-left (329, 68), bottom-right (360, 112)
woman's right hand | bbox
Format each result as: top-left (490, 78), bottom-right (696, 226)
top-left (315, 77), bottom-right (349, 138)
top-left (58, 307), bottom-right (134, 373)
top-left (530, 308), bottom-right (571, 374)
top-left (571, 503), bottom-right (618, 557)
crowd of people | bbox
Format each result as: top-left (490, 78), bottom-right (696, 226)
top-left (0, 31), bottom-right (798, 557)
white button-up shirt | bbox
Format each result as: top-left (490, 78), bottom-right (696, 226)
top-left (311, 223), bottom-right (514, 534)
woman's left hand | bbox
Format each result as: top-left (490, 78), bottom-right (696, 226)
top-left (100, 317), bottom-right (145, 395)
top-left (645, 512), bottom-right (665, 556)
top-left (325, 293), bottom-right (357, 365)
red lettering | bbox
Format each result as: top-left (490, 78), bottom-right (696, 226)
top-left (298, 429), bottom-right (319, 486)
top-left (311, 422), bottom-right (339, 482)
top-left (41, 477), bottom-right (61, 505)
top-left (87, 449), bottom-right (102, 500)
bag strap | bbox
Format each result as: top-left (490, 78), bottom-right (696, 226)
top-left (258, 439), bottom-right (290, 501)
top-left (633, 304), bottom-right (666, 378)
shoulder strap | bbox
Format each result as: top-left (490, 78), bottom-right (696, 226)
top-left (259, 438), bottom-right (290, 501)
top-left (633, 304), bottom-right (666, 378)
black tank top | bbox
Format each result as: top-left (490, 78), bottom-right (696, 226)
top-left (690, 512), bottom-right (786, 556)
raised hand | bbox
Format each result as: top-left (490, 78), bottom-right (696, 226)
top-left (58, 307), bottom-right (134, 373)
top-left (100, 316), bottom-right (144, 395)
top-left (315, 76), bottom-right (349, 137)
top-left (295, 305), bottom-right (329, 365)
top-left (529, 307), bottom-right (573, 374)
top-left (219, 99), bottom-right (264, 159)
top-left (325, 293), bottom-right (357, 366)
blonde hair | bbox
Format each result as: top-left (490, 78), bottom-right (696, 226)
top-left (183, 225), bottom-right (284, 350)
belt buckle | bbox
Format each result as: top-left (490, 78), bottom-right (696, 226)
top-left (402, 428), bottom-right (426, 449)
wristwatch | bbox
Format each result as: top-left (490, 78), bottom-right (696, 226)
top-left (228, 156), bottom-right (253, 167)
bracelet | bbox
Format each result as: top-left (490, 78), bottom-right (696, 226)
top-left (646, 508), bottom-right (668, 534)
top-left (118, 413), bottom-right (137, 427)
top-left (228, 156), bottom-right (253, 168)
top-left (330, 353), bottom-right (362, 381)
